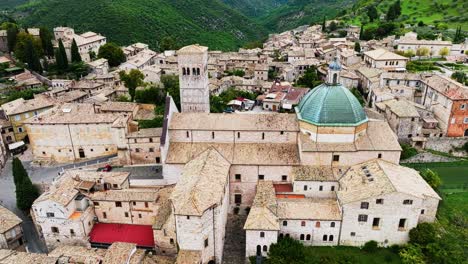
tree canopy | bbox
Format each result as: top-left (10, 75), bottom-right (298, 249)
top-left (296, 66), bottom-right (322, 88)
top-left (119, 69), bottom-right (144, 101)
top-left (98, 42), bottom-right (126, 67)
top-left (55, 38), bottom-right (68, 72)
top-left (13, 157), bottom-right (39, 211)
top-left (71, 39), bottom-right (82, 63)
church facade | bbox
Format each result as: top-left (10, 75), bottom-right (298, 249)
top-left (160, 54), bottom-right (441, 261)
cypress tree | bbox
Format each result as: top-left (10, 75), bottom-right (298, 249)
top-left (56, 39), bottom-right (68, 72)
top-left (25, 38), bottom-right (42, 73)
top-left (13, 157), bottom-right (39, 211)
top-left (6, 26), bottom-right (18, 53)
top-left (322, 16), bottom-right (326, 32)
top-left (39, 27), bottom-right (54, 57)
top-left (359, 24), bottom-right (364, 40)
top-left (71, 39), bottom-right (82, 63)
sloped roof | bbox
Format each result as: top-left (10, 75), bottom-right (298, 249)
top-left (169, 112), bottom-right (299, 131)
top-left (170, 148), bottom-right (230, 216)
top-left (292, 166), bottom-right (337, 181)
top-left (364, 49), bottom-right (408, 60)
top-left (383, 99), bottom-right (420, 117)
top-left (244, 181), bottom-right (280, 231)
top-left (277, 198), bottom-right (341, 220)
top-left (296, 83), bottom-right (368, 127)
top-left (177, 44), bottom-right (208, 55)
top-left (337, 159), bottom-right (441, 205)
top-left (0, 205), bottom-right (22, 233)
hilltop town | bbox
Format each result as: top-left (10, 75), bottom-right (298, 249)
top-left (0, 20), bottom-right (466, 264)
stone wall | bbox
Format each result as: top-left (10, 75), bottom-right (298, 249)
top-left (425, 137), bottom-right (467, 154)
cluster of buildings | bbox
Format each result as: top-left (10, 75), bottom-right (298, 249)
top-left (0, 21), bottom-right (466, 264)
top-left (23, 45), bottom-right (443, 264)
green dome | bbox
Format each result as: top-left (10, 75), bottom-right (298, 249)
top-left (296, 83), bottom-right (368, 127)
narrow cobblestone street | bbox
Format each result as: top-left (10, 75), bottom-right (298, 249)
top-left (222, 214), bottom-right (247, 264)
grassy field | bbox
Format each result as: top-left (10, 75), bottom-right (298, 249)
top-left (303, 246), bottom-right (401, 263)
top-left (404, 161), bottom-right (468, 193)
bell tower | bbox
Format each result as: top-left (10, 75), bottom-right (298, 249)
top-left (177, 44), bottom-right (210, 113)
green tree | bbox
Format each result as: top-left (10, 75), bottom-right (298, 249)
top-left (451, 71), bottom-right (466, 84)
top-left (119, 69), bottom-right (145, 102)
top-left (363, 240), bottom-right (378, 252)
top-left (420, 169), bottom-right (442, 189)
top-left (266, 237), bottom-right (306, 264)
top-left (6, 24), bottom-right (18, 53)
top-left (70, 39), bottom-right (82, 63)
top-left (24, 38), bottom-right (42, 73)
top-left (386, 1), bottom-right (401, 21)
top-left (39, 27), bottom-right (54, 57)
top-left (296, 66), bottom-right (322, 88)
top-left (409, 222), bottom-right (437, 246)
top-left (367, 6), bottom-right (378, 22)
top-left (322, 16), bottom-right (326, 32)
top-left (399, 244), bottom-right (425, 264)
top-left (328, 21), bottom-right (338, 32)
top-left (55, 38), bottom-right (68, 72)
top-left (98, 42), bottom-right (126, 67)
top-left (354, 42), bottom-right (361, 52)
top-left (438, 47), bottom-right (449, 58)
top-left (13, 157), bottom-right (39, 211)
top-left (160, 36), bottom-right (177, 51)
top-left (135, 86), bottom-right (165, 105)
top-left (14, 32), bottom-right (43, 64)
top-left (161, 74), bottom-right (180, 109)
top-left (359, 24), bottom-right (364, 40)
top-left (404, 49), bottom-right (416, 60)
top-left (400, 143), bottom-right (418, 160)
top-left (416, 47), bottom-right (430, 58)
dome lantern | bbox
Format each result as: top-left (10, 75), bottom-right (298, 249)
top-left (327, 57), bottom-right (342, 85)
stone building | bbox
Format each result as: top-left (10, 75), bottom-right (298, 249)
top-left (420, 74), bottom-right (468, 137)
top-left (0, 205), bottom-right (24, 250)
top-left (54, 27), bottom-right (106, 62)
top-left (363, 49), bottom-right (408, 71)
top-left (24, 103), bottom-right (126, 163)
top-left (178, 45), bottom-right (210, 113)
top-left (338, 159), bottom-right (441, 246)
top-left (32, 169), bottom-right (173, 251)
top-left (170, 148), bottom-right (230, 264)
top-left (396, 32), bottom-right (452, 56)
top-left (378, 99), bottom-right (422, 141)
top-left (1, 96), bottom-right (55, 142)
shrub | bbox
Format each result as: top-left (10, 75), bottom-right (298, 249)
top-left (399, 244), bottom-right (425, 264)
top-left (363, 240), bottom-right (378, 252)
top-left (409, 222), bottom-right (437, 246)
top-left (400, 144), bottom-right (418, 160)
top-left (267, 237), bottom-right (306, 264)
top-left (420, 169), bottom-right (442, 189)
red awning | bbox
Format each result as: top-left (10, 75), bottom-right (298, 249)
top-left (89, 223), bottom-right (154, 247)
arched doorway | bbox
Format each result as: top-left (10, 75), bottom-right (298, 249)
top-left (333, 73), bottom-right (337, 84)
top-left (256, 245), bottom-right (261, 256)
top-left (208, 260), bottom-right (215, 264)
top-left (465, 129), bottom-right (468, 137)
top-left (78, 148), bottom-right (85, 158)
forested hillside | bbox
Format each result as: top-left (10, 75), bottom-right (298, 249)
top-left (257, 0), bottom-right (356, 31)
top-left (222, 0), bottom-right (288, 17)
top-left (341, 0), bottom-right (468, 30)
top-left (15, 0), bottom-right (267, 51)
top-left (0, 0), bottom-right (28, 9)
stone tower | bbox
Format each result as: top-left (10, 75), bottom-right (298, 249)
top-left (177, 44), bottom-right (210, 113)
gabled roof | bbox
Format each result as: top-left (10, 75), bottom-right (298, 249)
top-left (364, 49), bottom-right (408, 61)
top-left (170, 148), bottom-right (230, 216)
top-left (337, 159), bottom-right (441, 205)
top-left (244, 181), bottom-right (280, 231)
